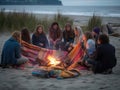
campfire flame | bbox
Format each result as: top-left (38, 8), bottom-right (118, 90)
top-left (47, 55), bottom-right (60, 66)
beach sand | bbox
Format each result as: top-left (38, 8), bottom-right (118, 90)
top-left (0, 15), bottom-right (120, 90)
top-left (34, 13), bottom-right (120, 26)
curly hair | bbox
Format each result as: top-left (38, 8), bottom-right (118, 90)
top-left (98, 34), bottom-right (109, 44)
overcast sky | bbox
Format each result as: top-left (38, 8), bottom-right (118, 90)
top-left (61, 0), bottom-right (120, 6)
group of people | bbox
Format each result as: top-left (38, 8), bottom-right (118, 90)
top-left (31, 22), bottom-right (82, 51)
top-left (0, 22), bottom-right (81, 67)
top-left (21, 22), bottom-right (82, 51)
top-left (1, 22), bottom-right (117, 74)
top-left (79, 27), bottom-right (117, 74)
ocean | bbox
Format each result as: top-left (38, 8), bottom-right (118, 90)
top-left (0, 5), bottom-right (120, 17)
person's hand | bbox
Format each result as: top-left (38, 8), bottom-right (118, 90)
top-left (50, 38), bottom-right (54, 42)
top-left (40, 43), bottom-right (44, 46)
top-left (70, 43), bottom-right (73, 47)
top-left (66, 42), bottom-right (70, 46)
top-left (56, 38), bottom-right (61, 42)
top-left (68, 47), bottom-right (72, 51)
top-left (21, 47), bottom-right (26, 51)
top-left (53, 41), bottom-right (56, 45)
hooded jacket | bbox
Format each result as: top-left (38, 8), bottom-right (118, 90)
top-left (1, 37), bottom-right (21, 65)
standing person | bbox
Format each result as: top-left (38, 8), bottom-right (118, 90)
top-left (49, 22), bottom-right (62, 50)
top-left (86, 34), bottom-right (117, 74)
top-left (32, 25), bottom-right (49, 48)
top-left (62, 23), bottom-right (75, 51)
top-left (21, 27), bottom-right (31, 43)
top-left (1, 31), bottom-right (28, 68)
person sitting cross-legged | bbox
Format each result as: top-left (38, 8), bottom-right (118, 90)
top-left (1, 31), bottom-right (28, 68)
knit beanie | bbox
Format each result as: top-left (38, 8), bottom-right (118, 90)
top-left (93, 27), bottom-right (100, 35)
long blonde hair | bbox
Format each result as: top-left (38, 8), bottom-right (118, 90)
top-left (12, 31), bottom-right (21, 42)
top-left (74, 26), bottom-right (83, 44)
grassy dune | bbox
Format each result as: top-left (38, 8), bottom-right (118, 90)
top-left (0, 9), bottom-right (73, 33)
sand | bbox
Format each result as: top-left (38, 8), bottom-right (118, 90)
top-left (0, 15), bottom-right (120, 90)
top-left (34, 13), bottom-right (120, 26)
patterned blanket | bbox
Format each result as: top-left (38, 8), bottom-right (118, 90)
top-left (21, 41), bottom-right (68, 65)
top-left (67, 42), bottom-right (86, 70)
top-left (21, 41), bottom-right (87, 78)
top-left (21, 40), bottom-right (84, 65)
top-left (68, 42), bottom-right (84, 63)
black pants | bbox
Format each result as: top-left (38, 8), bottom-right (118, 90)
top-left (87, 60), bottom-right (113, 74)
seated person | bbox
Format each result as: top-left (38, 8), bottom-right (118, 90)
top-left (32, 25), bottom-right (49, 48)
top-left (1, 31), bottom-right (28, 68)
top-left (92, 27), bottom-right (100, 48)
top-left (86, 34), bottom-right (117, 74)
top-left (21, 27), bottom-right (31, 43)
top-left (74, 26), bottom-right (83, 44)
top-left (79, 31), bottom-right (96, 66)
top-left (62, 23), bottom-right (75, 51)
top-left (49, 22), bottom-right (62, 50)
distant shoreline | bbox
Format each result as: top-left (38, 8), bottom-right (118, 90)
top-left (0, 0), bottom-right (62, 5)
top-left (33, 13), bottom-right (120, 26)
top-left (0, 5), bottom-right (120, 18)
top-left (1, 9), bottom-right (120, 18)
top-left (1, 10), bottom-right (120, 26)
top-left (0, 4), bottom-right (63, 5)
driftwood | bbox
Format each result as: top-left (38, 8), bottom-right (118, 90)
top-left (110, 33), bottom-right (120, 37)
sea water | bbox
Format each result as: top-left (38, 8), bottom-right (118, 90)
top-left (0, 5), bottom-right (120, 17)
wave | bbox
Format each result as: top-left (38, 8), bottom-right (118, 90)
top-left (3, 9), bottom-right (120, 18)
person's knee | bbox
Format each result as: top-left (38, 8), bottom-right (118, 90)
top-left (17, 56), bottom-right (28, 65)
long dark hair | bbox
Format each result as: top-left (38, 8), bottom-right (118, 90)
top-left (64, 23), bottom-right (74, 39)
top-left (49, 22), bottom-right (61, 40)
top-left (21, 28), bottom-right (31, 43)
top-left (34, 25), bottom-right (45, 36)
top-left (64, 23), bottom-right (72, 31)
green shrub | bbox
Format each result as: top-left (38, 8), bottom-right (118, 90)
top-left (0, 9), bottom-right (6, 31)
top-left (0, 10), bottom-right (38, 32)
top-left (87, 14), bottom-right (102, 31)
top-left (0, 9), bottom-right (73, 33)
top-left (53, 12), bottom-right (73, 30)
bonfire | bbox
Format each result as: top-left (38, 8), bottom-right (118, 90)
top-left (21, 40), bottom-right (81, 78)
top-left (46, 55), bottom-right (65, 70)
top-left (47, 55), bottom-right (61, 66)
